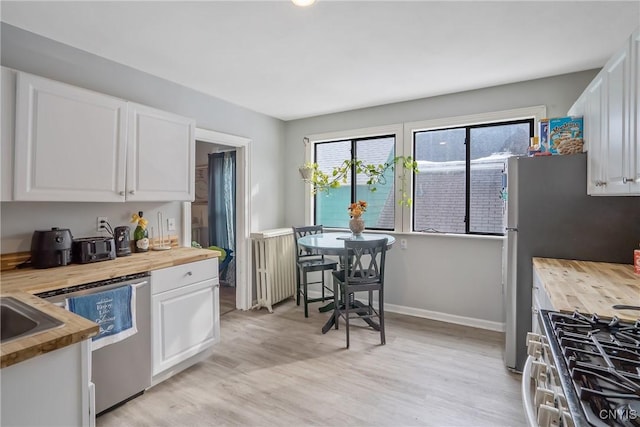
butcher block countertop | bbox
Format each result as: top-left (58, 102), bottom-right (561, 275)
top-left (1, 247), bottom-right (220, 368)
top-left (533, 257), bottom-right (640, 322)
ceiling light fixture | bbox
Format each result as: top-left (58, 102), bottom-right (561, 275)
top-left (292, 0), bottom-right (316, 6)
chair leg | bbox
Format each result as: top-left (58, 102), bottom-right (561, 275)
top-left (303, 270), bottom-right (309, 318)
top-left (320, 270), bottom-right (325, 301)
top-left (345, 288), bottom-right (350, 349)
top-left (379, 288), bottom-right (385, 345)
top-left (295, 267), bottom-right (301, 306)
top-left (333, 278), bottom-right (339, 330)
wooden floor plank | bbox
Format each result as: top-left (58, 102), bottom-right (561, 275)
top-left (97, 299), bottom-right (524, 427)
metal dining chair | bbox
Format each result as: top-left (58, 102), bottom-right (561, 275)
top-left (292, 225), bottom-right (339, 318)
top-left (331, 238), bottom-right (387, 348)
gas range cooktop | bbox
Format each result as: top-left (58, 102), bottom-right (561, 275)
top-left (541, 310), bottom-right (640, 427)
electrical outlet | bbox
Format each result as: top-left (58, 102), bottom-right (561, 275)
top-left (400, 238), bottom-right (407, 250)
top-left (167, 217), bottom-right (176, 231)
top-left (97, 216), bottom-right (108, 232)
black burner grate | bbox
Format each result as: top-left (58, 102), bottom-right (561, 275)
top-left (547, 311), bottom-right (640, 427)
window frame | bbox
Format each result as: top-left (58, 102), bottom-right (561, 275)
top-left (404, 106), bottom-right (547, 234)
top-left (412, 118), bottom-right (535, 236)
top-left (303, 106), bottom-right (546, 234)
top-left (305, 124), bottom-right (404, 231)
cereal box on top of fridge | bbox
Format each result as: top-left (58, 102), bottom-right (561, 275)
top-left (548, 116), bottom-right (583, 155)
top-left (539, 119), bottom-right (549, 153)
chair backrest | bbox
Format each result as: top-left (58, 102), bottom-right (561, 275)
top-left (292, 225), bottom-right (324, 261)
top-left (343, 238), bottom-right (387, 286)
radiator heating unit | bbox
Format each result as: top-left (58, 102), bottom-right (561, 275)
top-left (250, 228), bottom-right (296, 312)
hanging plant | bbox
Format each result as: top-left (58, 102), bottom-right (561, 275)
top-left (299, 156), bottom-right (418, 206)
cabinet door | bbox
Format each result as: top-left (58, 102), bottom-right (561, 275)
top-left (585, 75), bottom-right (606, 195)
top-left (152, 279), bottom-right (219, 376)
top-left (630, 28), bottom-right (640, 194)
top-left (126, 103), bottom-right (195, 201)
top-left (1, 341), bottom-right (91, 426)
top-left (1, 67), bottom-right (16, 201)
top-left (14, 72), bottom-right (127, 201)
top-left (602, 46), bottom-right (631, 194)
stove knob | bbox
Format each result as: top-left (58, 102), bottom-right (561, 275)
top-left (537, 404), bottom-right (560, 427)
top-left (531, 361), bottom-right (548, 382)
top-left (527, 340), bottom-right (542, 358)
top-left (535, 387), bottom-right (555, 407)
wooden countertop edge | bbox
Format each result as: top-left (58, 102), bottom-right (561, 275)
top-left (0, 292), bottom-right (99, 369)
top-left (1, 248), bottom-right (220, 369)
top-left (532, 257), bottom-right (640, 322)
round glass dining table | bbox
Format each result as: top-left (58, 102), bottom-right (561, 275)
top-left (297, 231), bottom-right (395, 334)
top-left (297, 232), bottom-right (395, 255)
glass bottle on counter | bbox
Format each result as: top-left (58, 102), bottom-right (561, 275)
top-left (132, 211), bottom-right (149, 253)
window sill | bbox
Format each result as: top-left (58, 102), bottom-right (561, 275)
top-left (323, 228), bottom-right (505, 241)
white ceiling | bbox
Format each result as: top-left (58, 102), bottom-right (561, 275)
top-left (2, 1), bottom-right (639, 121)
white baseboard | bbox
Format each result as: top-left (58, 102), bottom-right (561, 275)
top-left (384, 303), bottom-right (505, 332)
top-left (307, 290), bottom-right (505, 333)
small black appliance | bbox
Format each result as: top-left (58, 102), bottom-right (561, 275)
top-left (30, 227), bottom-right (73, 269)
top-left (113, 226), bottom-right (132, 257)
top-left (72, 236), bottom-right (116, 264)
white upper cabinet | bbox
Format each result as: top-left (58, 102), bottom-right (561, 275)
top-left (631, 28), bottom-right (640, 193)
top-left (572, 26), bottom-right (639, 195)
top-left (14, 72), bottom-right (128, 202)
top-left (584, 76), bottom-right (606, 195)
top-left (12, 71), bottom-right (195, 202)
top-left (602, 45), bottom-right (631, 194)
top-left (1, 67), bottom-right (16, 201)
top-left (126, 103), bottom-right (195, 202)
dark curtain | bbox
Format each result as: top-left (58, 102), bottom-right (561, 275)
top-left (208, 151), bottom-right (236, 250)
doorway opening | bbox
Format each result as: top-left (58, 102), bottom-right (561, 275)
top-left (193, 143), bottom-right (237, 314)
top-left (183, 128), bottom-right (252, 313)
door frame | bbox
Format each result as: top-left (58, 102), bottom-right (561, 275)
top-left (182, 127), bottom-right (252, 311)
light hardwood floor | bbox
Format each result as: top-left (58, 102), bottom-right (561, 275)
top-left (219, 285), bottom-right (236, 316)
top-left (98, 299), bottom-right (525, 427)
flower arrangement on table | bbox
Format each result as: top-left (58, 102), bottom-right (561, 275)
top-left (348, 200), bottom-right (367, 218)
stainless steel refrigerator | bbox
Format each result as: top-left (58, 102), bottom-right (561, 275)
top-left (504, 153), bottom-right (639, 372)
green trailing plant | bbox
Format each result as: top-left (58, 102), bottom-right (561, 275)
top-left (299, 156), bottom-right (419, 206)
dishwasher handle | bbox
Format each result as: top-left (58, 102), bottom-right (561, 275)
top-left (41, 279), bottom-right (149, 305)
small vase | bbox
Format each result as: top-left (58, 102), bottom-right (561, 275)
top-left (349, 216), bottom-right (365, 236)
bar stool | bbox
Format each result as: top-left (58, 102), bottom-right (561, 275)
top-left (292, 225), bottom-right (338, 318)
top-left (331, 238), bottom-right (387, 348)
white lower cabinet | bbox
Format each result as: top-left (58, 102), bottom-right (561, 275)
top-left (532, 267), bottom-right (553, 335)
top-left (0, 340), bottom-right (93, 427)
top-left (151, 259), bottom-right (219, 379)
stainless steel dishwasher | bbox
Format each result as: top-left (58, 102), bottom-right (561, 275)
top-left (37, 272), bottom-right (151, 416)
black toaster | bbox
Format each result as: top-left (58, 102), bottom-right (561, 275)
top-left (72, 236), bottom-right (116, 264)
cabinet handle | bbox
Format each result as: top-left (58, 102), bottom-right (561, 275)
top-left (532, 308), bottom-right (539, 314)
top-left (186, 271), bottom-right (192, 276)
top-left (119, 191), bottom-right (125, 196)
top-left (623, 177), bottom-right (635, 183)
top-left (129, 190), bottom-right (136, 195)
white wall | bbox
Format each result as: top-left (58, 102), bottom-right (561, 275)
top-left (0, 23), bottom-right (285, 253)
top-left (283, 70), bottom-right (598, 330)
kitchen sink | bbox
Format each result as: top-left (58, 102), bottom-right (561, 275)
top-left (0, 297), bottom-right (64, 343)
